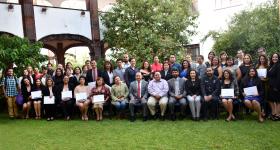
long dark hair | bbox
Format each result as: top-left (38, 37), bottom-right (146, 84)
top-left (187, 69), bottom-right (199, 80)
top-left (222, 69), bottom-right (234, 83)
top-left (269, 53), bottom-right (280, 67)
top-left (256, 54), bottom-right (268, 68)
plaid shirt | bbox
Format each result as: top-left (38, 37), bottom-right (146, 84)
top-left (1, 76), bottom-right (18, 97)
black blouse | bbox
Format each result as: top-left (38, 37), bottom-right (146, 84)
top-left (185, 79), bottom-right (201, 96)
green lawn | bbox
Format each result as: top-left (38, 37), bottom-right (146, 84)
top-left (0, 113), bottom-right (279, 150)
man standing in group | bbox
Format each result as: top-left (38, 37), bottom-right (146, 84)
top-left (123, 53), bottom-right (130, 69)
top-left (86, 60), bottom-right (102, 84)
top-left (124, 58), bottom-right (139, 87)
top-left (169, 55), bottom-right (182, 72)
top-left (201, 67), bottom-right (221, 120)
top-left (147, 72), bottom-right (169, 120)
top-left (1, 68), bottom-right (19, 119)
top-left (235, 49), bottom-right (244, 67)
top-left (113, 58), bottom-right (126, 82)
top-left (196, 55), bottom-right (207, 79)
top-left (47, 63), bottom-right (54, 76)
top-left (168, 68), bottom-right (187, 121)
top-left (129, 72), bottom-right (149, 122)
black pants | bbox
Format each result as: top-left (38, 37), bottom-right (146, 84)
top-left (203, 97), bottom-right (219, 119)
top-left (61, 100), bottom-right (74, 118)
top-left (44, 104), bottom-right (55, 118)
top-left (129, 102), bottom-right (148, 117)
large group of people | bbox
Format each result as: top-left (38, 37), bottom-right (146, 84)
top-left (1, 48), bottom-right (280, 123)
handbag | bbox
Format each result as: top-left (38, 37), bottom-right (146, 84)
top-left (16, 91), bottom-right (24, 105)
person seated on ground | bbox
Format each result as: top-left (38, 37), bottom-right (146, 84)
top-left (89, 77), bottom-right (110, 121)
top-left (129, 72), bottom-right (149, 122)
top-left (111, 76), bottom-right (129, 119)
top-left (220, 69), bottom-right (239, 122)
top-left (240, 67), bottom-right (264, 123)
top-left (186, 70), bottom-right (202, 121)
top-left (74, 76), bottom-right (91, 121)
top-left (168, 68), bottom-right (187, 121)
top-left (201, 67), bottom-right (221, 121)
top-left (147, 72), bottom-right (169, 121)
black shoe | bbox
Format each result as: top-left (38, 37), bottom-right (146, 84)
top-left (152, 115), bottom-right (158, 120)
top-left (160, 115), bottom-right (165, 121)
top-left (191, 117), bottom-right (196, 121)
top-left (130, 116), bottom-right (136, 122)
top-left (143, 116), bottom-right (148, 122)
top-left (203, 117), bottom-right (208, 121)
top-left (196, 117), bottom-right (200, 121)
top-left (179, 115), bottom-right (184, 120)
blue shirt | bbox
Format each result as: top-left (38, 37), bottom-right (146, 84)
top-left (1, 76), bottom-right (18, 96)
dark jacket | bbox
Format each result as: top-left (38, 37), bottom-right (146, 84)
top-left (268, 62), bottom-right (280, 91)
top-left (86, 69), bottom-right (102, 83)
top-left (160, 70), bottom-right (172, 81)
top-left (240, 77), bottom-right (264, 97)
top-left (42, 86), bottom-right (58, 104)
top-left (21, 85), bottom-right (31, 103)
top-left (124, 67), bottom-right (139, 87)
top-left (55, 83), bottom-right (75, 102)
top-left (102, 70), bottom-right (113, 86)
top-left (201, 75), bottom-right (221, 97)
top-left (185, 79), bottom-right (201, 96)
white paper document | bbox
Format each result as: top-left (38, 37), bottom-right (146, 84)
top-left (88, 82), bottom-right (96, 88)
top-left (92, 94), bottom-right (105, 103)
top-left (44, 96), bottom-right (55, 104)
top-left (75, 92), bottom-right (87, 101)
top-left (244, 86), bottom-right (258, 96)
top-left (31, 91), bottom-right (42, 99)
top-left (257, 69), bottom-right (267, 78)
top-left (221, 89), bottom-right (234, 98)
top-left (61, 91), bottom-right (72, 99)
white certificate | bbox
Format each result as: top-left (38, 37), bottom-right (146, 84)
top-left (257, 69), bottom-right (267, 78)
top-left (61, 91), bottom-right (72, 99)
top-left (92, 94), bottom-right (104, 103)
top-left (244, 86), bottom-right (258, 96)
top-left (221, 89), bottom-right (234, 98)
top-left (44, 96), bottom-right (55, 104)
top-left (31, 91), bottom-right (42, 99)
top-left (88, 82), bottom-right (96, 88)
top-left (75, 92), bottom-right (87, 101)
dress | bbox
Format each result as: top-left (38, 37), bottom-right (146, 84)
top-left (244, 79), bottom-right (261, 102)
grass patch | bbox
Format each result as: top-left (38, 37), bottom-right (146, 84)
top-left (0, 114), bottom-right (279, 150)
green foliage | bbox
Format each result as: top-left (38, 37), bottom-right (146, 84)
top-left (210, 1), bottom-right (280, 58)
top-left (0, 35), bottom-right (47, 76)
top-left (101, 0), bottom-right (197, 62)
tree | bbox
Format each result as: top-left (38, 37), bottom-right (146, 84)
top-left (208, 1), bottom-right (280, 59)
top-left (0, 35), bottom-right (47, 76)
top-left (101, 0), bottom-right (197, 62)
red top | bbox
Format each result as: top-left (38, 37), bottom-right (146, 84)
top-left (151, 63), bottom-right (163, 73)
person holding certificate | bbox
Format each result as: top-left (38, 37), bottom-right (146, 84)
top-left (89, 77), bottom-right (110, 121)
top-left (220, 70), bottom-right (239, 122)
top-left (57, 76), bottom-right (75, 120)
top-left (240, 68), bottom-right (264, 122)
top-left (186, 70), bottom-right (202, 121)
top-left (42, 78), bottom-right (56, 121)
top-left (111, 76), bottom-right (129, 119)
top-left (267, 53), bottom-right (280, 121)
top-left (74, 76), bottom-right (91, 121)
top-left (21, 78), bottom-right (32, 119)
top-left (31, 79), bottom-right (44, 119)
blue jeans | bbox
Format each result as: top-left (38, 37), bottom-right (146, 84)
top-left (112, 100), bottom-right (126, 111)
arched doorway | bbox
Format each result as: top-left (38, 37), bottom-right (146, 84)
top-left (40, 48), bottom-right (56, 65)
top-left (64, 46), bottom-right (90, 67)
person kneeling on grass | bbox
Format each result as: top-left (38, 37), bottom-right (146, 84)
top-left (240, 68), bottom-right (264, 123)
top-left (111, 76), bottom-right (129, 119)
top-left (74, 76), bottom-right (91, 121)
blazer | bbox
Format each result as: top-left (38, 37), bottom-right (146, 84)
top-left (55, 83), bottom-right (75, 102)
top-left (268, 62), bottom-right (280, 91)
top-left (42, 86), bottom-right (58, 103)
top-left (102, 70), bottom-right (114, 86)
top-left (124, 67), bottom-right (139, 87)
top-left (185, 79), bottom-right (201, 96)
top-left (167, 77), bottom-right (186, 98)
top-left (86, 68), bottom-right (102, 83)
top-left (129, 80), bottom-right (149, 100)
top-left (160, 70), bottom-right (172, 81)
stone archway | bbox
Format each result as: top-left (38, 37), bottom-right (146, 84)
top-left (39, 34), bottom-right (94, 66)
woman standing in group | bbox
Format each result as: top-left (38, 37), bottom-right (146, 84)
top-left (219, 51), bottom-right (228, 68)
top-left (256, 54), bottom-right (269, 117)
top-left (89, 77), bottom-right (110, 121)
top-left (186, 70), bottom-right (202, 121)
top-left (211, 56), bottom-right (223, 79)
top-left (56, 76), bottom-right (75, 120)
top-left (205, 51), bottom-right (215, 67)
top-left (21, 78), bottom-right (32, 119)
top-left (180, 60), bottom-right (191, 80)
top-left (102, 61), bottom-right (114, 87)
top-left (140, 60), bottom-right (152, 82)
top-left (151, 56), bottom-right (163, 73)
top-left (223, 57), bottom-right (238, 80)
top-left (240, 68), bottom-right (264, 122)
top-left (42, 78), bottom-right (56, 121)
top-left (111, 76), bottom-right (129, 119)
top-left (74, 76), bottom-right (91, 121)
top-left (31, 78), bottom-right (44, 119)
top-left (236, 54), bottom-right (253, 81)
top-left (267, 53), bottom-right (280, 121)
top-left (220, 70), bottom-right (239, 121)
top-left (53, 68), bottom-right (64, 86)
top-left (70, 67), bottom-right (82, 87)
